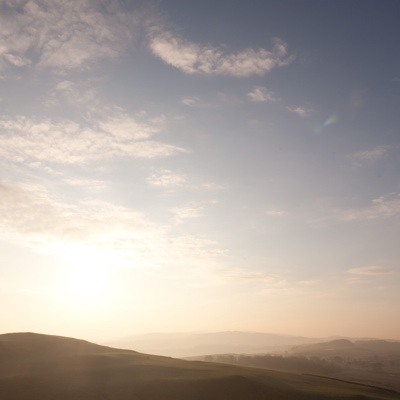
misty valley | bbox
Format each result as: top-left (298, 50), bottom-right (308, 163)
top-left (192, 339), bottom-right (400, 393)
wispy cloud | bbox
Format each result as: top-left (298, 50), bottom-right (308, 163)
top-left (0, 114), bottom-right (186, 166)
top-left (265, 209), bottom-right (285, 217)
top-left (349, 145), bottom-right (389, 167)
top-left (46, 79), bottom-right (103, 112)
top-left (0, 181), bottom-right (155, 245)
top-left (287, 106), bottom-right (313, 117)
top-left (63, 178), bottom-right (108, 191)
top-left (201, 182), bottom-right (226, 190)
top-left (181, 96), bottom-right (201, 106)
top-left (247, 86), bottom-right (278, 103)
top-left (147, 169), bottom-right (187, 188)
top-left (146, 169), bottom-right (224, 191)
top-left (2, 53), bottom-right (31, 68)
top-left (0, 0), bottom-right (138, 73)
top-left (347, 266), bottom-right (393, 275)
top-left (207, 267), bottom-right (324, 297)
top-left (341, 193), bottom-right (400, 221)
top-left (99, 113), bottom-right (159, 141)
top-left (214, 267), bottom-right (284, 284)
top-left (0, 181), bottom-right (226, 266)
top-left (149, 30), bottom-right (292, 77)
top-left (171, 203), bottom-right (204, 223)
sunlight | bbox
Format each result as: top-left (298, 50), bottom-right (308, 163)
top-left (66, 263), bottom-right (108, 300)
top-left (54, 243), bottom-right (117, 307)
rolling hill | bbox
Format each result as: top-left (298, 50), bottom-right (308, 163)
top-left (0, 332), bottom-right (399, 400)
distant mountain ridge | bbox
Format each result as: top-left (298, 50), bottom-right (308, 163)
top-left (105, 331), bottom-right (399, 358)
top-left (105, 331), bottom-right (322, 357)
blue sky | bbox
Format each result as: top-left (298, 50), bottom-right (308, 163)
top-left (0, 0), bottom-right (399, 341)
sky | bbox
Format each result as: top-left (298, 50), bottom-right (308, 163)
top-left (0, 0), bottom-right (400, 343)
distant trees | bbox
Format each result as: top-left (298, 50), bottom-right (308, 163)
top-left (203, 351), bottom-right (400, 376)
top-left (204, 354), bottom-right (342, 375)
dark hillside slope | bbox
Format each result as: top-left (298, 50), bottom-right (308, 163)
top-left (0, 333), bottom-right (399, 400)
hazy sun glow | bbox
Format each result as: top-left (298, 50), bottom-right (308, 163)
top-left (66, 263), bottom-right (109, 299)
top-left (55, 244), bottom-right (117, 307)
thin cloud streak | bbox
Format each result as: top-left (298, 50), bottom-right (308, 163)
top-left (287, 106), bottom-right (312, 117)
top-left (247, 86), bottom-right (278, 103)
top-left (146, 169), bottom-right (223, 191)
top-left (341, 193), bottom-right (400, 221)
top-left (171, 204), bottom-right (204, 223)
top-left (349, 145), bottom-right (389, 166)
top-left (147, 169), bottom-right (187, 188)
top-left (209, 267), bottom-right (329, 298)
top-left (265, 209), bottom-right (285, 217)
top-left (149, 30), bottom-right (293, 77)
top-left (181, 96), bottom-right (201, 106)
top-left (347, 266), bottom-right (393, 275)
top-left (213, 266), bottom-right (284, 285)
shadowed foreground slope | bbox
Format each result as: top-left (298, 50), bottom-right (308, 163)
top-left (0, 333), bottom-right (399, 400)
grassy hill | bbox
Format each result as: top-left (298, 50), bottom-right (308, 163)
top-left (1, 332), bottom-right (399, 400)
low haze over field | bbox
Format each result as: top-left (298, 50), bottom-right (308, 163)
top-left (0, 0), bottom-right (399, 342)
